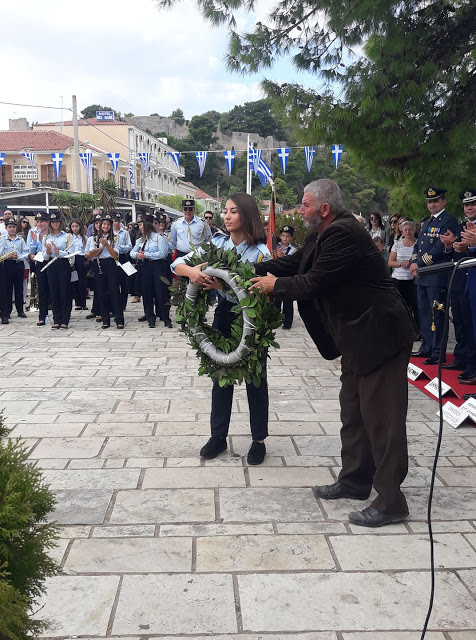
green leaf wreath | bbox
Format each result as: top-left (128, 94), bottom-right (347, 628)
top-left (170, 242), bottom-right (282, 387)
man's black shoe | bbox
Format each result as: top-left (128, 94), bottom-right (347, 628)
top-left (348, 505), bottom-right (409, 528)
top-left (18, 312), bottom-right (27, 318)
top-left (458, 370), bottom-right (476, 381)
top-left (200, 437), bottom-right (227, 459)
top-left (247, 441), bottom-right (266, 465)
top-left (411, 351), bottom-right (430, 358)
top-left (312, 481), bottom-right (369, 501)
top-left (1, 317), bottom-right (9, 324)
top-left (442, 362), bottom-right (465, 371)
top-left (138, 315), bottom-right (147, 322)
top-left (462, 392), bottom-right (476, 400)
top-left (164, 320), bottom-right (173, 328)
top-left (148, 322), bottom-right (156, 328)
top-left (423, 357), bottom-right (444, 365)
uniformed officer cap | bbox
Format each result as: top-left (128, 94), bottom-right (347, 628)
top-left (280, 225), bottom-right (294, 235)
top-left (182, 199), bottom-right (195, 209)
top-left (159, 214), bottom-right (167, 223)
top-left (92, 213), bottom-right (102, 222)
top-left (424, 187), bottom-right (447, 201)
top-left (101, 213), bottom-right (113, 222)
top-left (138, 213), bottom-right (155, 223)
top-left (459, 189), bottom-right (476, 204)
top-left (113, 211), bottom-right (122, 220)
top-left (48, 212), bottom-right (61, 221)
top-left (5, 216), bottom-right (17, 226)
top-left (34, 212), bottom-right (49, 221)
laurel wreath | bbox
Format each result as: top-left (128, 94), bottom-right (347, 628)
top-left (170, 242), bottom-right (282, 387)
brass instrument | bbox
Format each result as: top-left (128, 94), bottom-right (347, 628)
top-left (0, 250), bottom-right (17, 263)
top-left (28, 270), bottom-right (39, 311)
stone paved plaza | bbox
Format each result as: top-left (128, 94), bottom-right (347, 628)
top-left (1, 303), bottom-right (476, 640)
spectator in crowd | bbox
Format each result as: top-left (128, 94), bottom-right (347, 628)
top-left (17, 217), bottom-right (30, 239)
top-left (203, 210), bottom-right (223, 238)
top-left (385, 214), bottom-right (400, 249)
top-left (368, 212), bottom-right (385, 241)
top-left (388, 220), bottom-right (419, 325)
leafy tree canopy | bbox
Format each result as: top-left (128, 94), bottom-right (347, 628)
top-left (218, 99), bottom-right (284, 139)
top-left (156, 0), bottom-right (476, 206)
top-left (170, 108), bottom-right (185, 126)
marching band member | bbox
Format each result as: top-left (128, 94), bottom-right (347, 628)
top-left (113, 212), bottom-right (132, 311)
top-left (85, 213), bottom-right (104, 321)
top-left (3, 216), bottom-right (28, 319)
top-left (275, 225), bottom-right (297, 330)
top-left (42, 212), bottom-right (74, 329)
top-left (84, 213), bottom-right (124, 330)
top-left (154, 209), bottom-right (173, 325)
top-left (70, 218), bottom-right (88, 311)
top-left (172, 192), bottom-right (270, 465)
top-left (0, 235), bottom-right (8, 324)
top-left (28, 212), bottom-right (50, 326)
top-left (131, 213), bottom-right (171, 328)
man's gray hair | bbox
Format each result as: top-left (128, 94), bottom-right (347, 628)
top-left (304, 179), bottom-right (346, 215)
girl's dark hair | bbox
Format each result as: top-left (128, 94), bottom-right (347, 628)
top-left (48, 219), bottom-right (65, 234)
top-left (368, 212), bottom-right (383, 230)
top-left (70, 218), bottom-right (87, 246)
top-left (227, 192), bottom-right (266, 246)
top-left (17, 218), bottom-right (30, 236)
top-left (100, 219), bottom-right (115, 244)
top-left (140, 221), bottom-right (154, 239)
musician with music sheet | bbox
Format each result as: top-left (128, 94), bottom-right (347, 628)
top-left (27, 212), bottom-right (50, 326)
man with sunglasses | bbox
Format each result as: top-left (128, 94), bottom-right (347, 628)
top-left (203, 210), bottom-right (223, 238)
top-left (170, 199), bottom-right (212, 258)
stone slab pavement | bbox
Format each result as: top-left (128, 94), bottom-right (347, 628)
top-left (1, 303), bottom-right (475, 640)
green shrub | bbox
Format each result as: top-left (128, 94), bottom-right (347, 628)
top-left (0, 415), bottom-right (60, 639)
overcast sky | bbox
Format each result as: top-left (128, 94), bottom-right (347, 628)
top-left (0, 0), bottom-right (318, 130)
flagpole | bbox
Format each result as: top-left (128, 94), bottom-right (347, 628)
top-left (246, 134), bottom-right (251, 195)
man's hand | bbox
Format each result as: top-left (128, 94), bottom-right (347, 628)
top-left (461, 228), bottom-right (476, 247)
top-left (440, 230), bottom-right (455, 249)
top-left (410, 263), bottom-right (419, 278)
top-left (249, 273), bottom-right (277, 294)
top-left (453, 240), bottom-right (468, 253)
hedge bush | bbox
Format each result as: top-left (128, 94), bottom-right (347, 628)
top-left (0, 415), bottom-right (60, 639)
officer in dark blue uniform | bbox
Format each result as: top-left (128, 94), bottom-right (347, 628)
top-left (440, 189), bottom-right (476, 381)
top-left (410, 187), bottom-right (459, 364)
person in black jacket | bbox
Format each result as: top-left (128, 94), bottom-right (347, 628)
top-left (250, 178), bottom-right (416, 528)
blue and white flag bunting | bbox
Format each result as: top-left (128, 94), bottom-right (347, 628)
top-left (167, 152), bottom-right (180, 169)
top-left (79, 151), bottom-right (93, 175)
top-left (223, 150), bottom-right (235, 176)
top-left (248, 141), bottom-right (262, 174)
top-left (22, 151), bottom-right (36, 165)
top-left (138, 152), bottom-right (151, 173)
top-left (195, 151), bottom-right (208, 177)
top-left (277, 147), bottom-right (290, 174)
top-left (304, 146), bottom-right (316, 173)
top-left (129, 165), bottom-right (134, 185)
top-left (331, 144), bottom-right (343, 168)
top-left (51, 152), bottom-right (64, 179)
top-left (0, 153), bottom-right (5, 169)
top-left (107, 153), bottom-right (120, 175)
top-left (256, 157), bottom-right (273, 186)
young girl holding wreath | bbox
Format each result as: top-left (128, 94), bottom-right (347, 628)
top-left (172, 192), bottom-right (271, 465)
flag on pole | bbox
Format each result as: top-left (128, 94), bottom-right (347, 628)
top-left (79, 151), bottom-right (93, 175)
top-left (277, 147), bottom-right (290, 174)
top-left (129, 147), bottom-right (135, 187)
top-left (223, 150), bottom-right (235, 176)
top-left (267, 191), bottom-right (278, 259)
top-left (248, 141), bottom-right (262, 173)
top-left (0, 153), bottom-right (5, 169)
top-left (167, 152), bottom-right (180, 169)
top-left (51, 152), bottom-right (64, 179)
top-left (195, 151), bottom-right (208, 177)
top-left (304, 146), bottom-right (316, 172)
top-left (331, 144), bottom-right (343, 168)
top-left (138, 152), bottom-right (151, 173)
top-left (107, 153), bottom-right (120, 175)
top-left (256, 157), bottom-right (273, 186)
top-left (22, 152), bottom-right (36, 165)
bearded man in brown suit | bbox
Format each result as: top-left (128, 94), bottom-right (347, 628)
top-left (251, 179), bottom-right (416, 527)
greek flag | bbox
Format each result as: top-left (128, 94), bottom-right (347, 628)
top-left (138, 152), bottom-right (151, 173)
top-left (22, 151), bottom-right (36, 165)
top-left (277, 147), bottom-right (290, 174)
top-left (248, 141), bottom-right (262, 173)
top-left (167, 152), bottom-right (180, 169)
top-left (51, 152), bottom-right (64, 179)
top-left (0, 153), bottom-right (4, 169)
top-left (331, 144), bottom-right (343, 168)
top-left (129, 147), bottom-right (135, 188)
top-left (195, 151), bottom-right (208, 177)
top-left (129, 164), bottom-right (134, 185)
top-left (223, 150), bottom-right (235, 176)
top-left (107, 153), bottom-right (120, 175)
top-left (304, 146), bottom-right (316, 172)
top-left (79, 151), bottom-right (93, 175)
top-left (256, 157), bottom-right (273, 186)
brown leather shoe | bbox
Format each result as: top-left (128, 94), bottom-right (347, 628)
top-left (459, 376), bottom-right (476, 385)
top-left (349, 506), bottom-right (409, 527)
top-left (312, 481), bottom-right (369, 501)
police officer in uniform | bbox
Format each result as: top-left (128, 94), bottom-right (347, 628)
top-left (170, 199), bottom-right (212, 257)
top-left (410, 188), bottom-right (459, 364)
top-left (274, 225), bottom-right (297, 330)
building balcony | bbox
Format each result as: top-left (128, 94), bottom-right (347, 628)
top-left (32, 181), bottom-right (70, 190)
top-left (0, 182), bottom-right (26, 192)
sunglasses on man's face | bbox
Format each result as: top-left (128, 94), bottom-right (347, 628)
top-left (205, 216), bottom-right (213, 220)
top-left (183, 207), bottom-right (194, 212)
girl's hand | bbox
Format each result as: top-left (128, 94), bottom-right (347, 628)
top-left (99, 238), bottom-right (108, 247)
top-left (45, 243), bottom-right (52, 255)
top-left (188, 263), bottom-right (212, 286)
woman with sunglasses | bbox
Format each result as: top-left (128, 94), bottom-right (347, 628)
top-left (172, 192), bottom-right (270, 465)
top-left (368, 212), bottom-right (385, 242)
top-left (84, 214), bottom-right (124, 329)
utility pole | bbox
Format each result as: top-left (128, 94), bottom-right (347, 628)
top-left (72, 95), bottom-right (82, 193)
